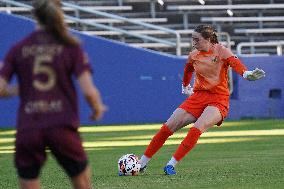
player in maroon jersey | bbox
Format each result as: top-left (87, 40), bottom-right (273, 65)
top-left (0, 0), bottom-right (106, 188)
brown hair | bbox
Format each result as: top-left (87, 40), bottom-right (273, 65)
top-left (33, 0), bottom-right (79, 46)
top-left (194, 25), bottom-right (219, 44)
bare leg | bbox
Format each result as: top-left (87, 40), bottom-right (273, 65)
top-left (140, 108), bottom-right (197, 168)
top-left (19, 178), bottom-right (40, 189)
top-left (165, 106), bottom-right (223, 172)
top-left (166, 108), bottom-right (197, 132)
top-left (193, 106), bottom-right (222, 132)
top-left (71, 166), bottom-right (93, 189)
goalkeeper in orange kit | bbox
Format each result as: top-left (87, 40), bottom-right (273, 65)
top-left (139, 24), bottom-right (265, 175)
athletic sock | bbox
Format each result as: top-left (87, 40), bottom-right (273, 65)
top-left (139, 155), bottom-right (150, 168)
top-left (166, 156), bottom-right (178, 167)
top-left (173, 127), bottom-right (202, 161)
top-left (144, 124), bottom-right (173, 158)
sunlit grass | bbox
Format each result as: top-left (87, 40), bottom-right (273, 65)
top-left (106, 129), bottom-right (284, 140)
top-left (0, 150), bottom-right (14, 154)
top-left (82, 137), bottom-right (259, 148)
top-left (79, 124), bottom-right (164, 133)
top-left (78, 121), bottom-right (262, 133)
top-left (0, 138), bottom-right (14, 143)
top-left (0, 145), bottom-right (14, 150)
top-left (0, 119), bottom-right (284, 189)
top-left (78, 119), bottom-right (284, 133)
top-left (0, 130), bottom-right (16, 136)
top-left (1, 128), bottom-right (284, 153)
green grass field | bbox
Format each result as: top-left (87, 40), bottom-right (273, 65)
top-left (0, 119), bottom-right (284, 189)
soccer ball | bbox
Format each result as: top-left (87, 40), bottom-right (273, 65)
top-left (118, 154), bottom-right (141, 176)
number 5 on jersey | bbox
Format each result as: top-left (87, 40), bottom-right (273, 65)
top-left (33, 55), bottom-right (56, 91)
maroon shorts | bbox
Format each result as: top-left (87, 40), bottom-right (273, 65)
top-left (15, 126), bottom-right (88, 179)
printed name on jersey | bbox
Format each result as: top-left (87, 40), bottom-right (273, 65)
top-left (24, 100), bottom-right (63, 114)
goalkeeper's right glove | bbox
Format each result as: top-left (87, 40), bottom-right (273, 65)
top-left (243, 68), bottom-right (265, 81)
top-left (182, 84), bottom-right (194, 96)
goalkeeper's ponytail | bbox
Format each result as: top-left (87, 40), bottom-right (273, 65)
top-left (33, 0), bottom-right (79, 46)
top-left (194, 25), bottom-right (219, 44)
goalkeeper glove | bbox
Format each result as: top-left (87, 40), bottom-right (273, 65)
top-left (182, 84), bottom-right (194, 96)
top-left (243, 68), bottom-right (265, 81)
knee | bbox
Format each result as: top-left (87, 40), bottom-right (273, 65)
top-left (166, 109), bottom-right (193, 132)
top-left (194, 121), bottom-right (211, 132)
top-left (164, 122), bottom-right (175, 133)
top-left (165, 120), bottom-right (183, 133)
top-left (160, 123), bottom-right (175, 135)
top-left (71, 166), bottom-right (92, 189)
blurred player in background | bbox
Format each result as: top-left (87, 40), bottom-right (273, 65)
top-left (139, 24), bottom-right (265, 175)
top-left (0, 0), bottom-right (106, 188)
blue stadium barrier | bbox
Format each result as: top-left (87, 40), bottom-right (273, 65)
top-left (0, 13), bottom-right (283, 128)
top-left (229, 56), bottom-right (284, 119)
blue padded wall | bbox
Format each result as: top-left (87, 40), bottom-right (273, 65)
top-left (229, 56), bottom-right (284, 119)
top-left (0, 13), bottom-right (283, 128)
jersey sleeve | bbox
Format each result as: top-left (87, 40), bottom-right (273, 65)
top-left (225, 56), bottom-right (247, 76)
top-left (182, 55), bottom-right (194, 86)
top-left (220, 46), bottom-right (247, 76)
top-left (72, 46), bottom-right (93, 78)
top-left (0, 47), bottom-right (16, 82)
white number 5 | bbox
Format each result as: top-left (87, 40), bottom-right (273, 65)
top-left (33, 55), bottom-right (56, 91)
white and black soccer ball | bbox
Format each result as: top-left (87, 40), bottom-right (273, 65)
top-left (118, 154), bottom-right (141, 176)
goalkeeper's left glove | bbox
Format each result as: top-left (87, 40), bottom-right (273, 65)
top-left (182, 84), bottom-right (194, 96)
top-left (243, 68), bottom-right (265, 81)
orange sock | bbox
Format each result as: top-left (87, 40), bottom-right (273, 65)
top-left (144, 124), bottom-right (173, 158)
top-left (173, 127), bottom-right (202, 161)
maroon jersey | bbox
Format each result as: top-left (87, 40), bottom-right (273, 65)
top-left (0, 30), bottom-right (92, 131)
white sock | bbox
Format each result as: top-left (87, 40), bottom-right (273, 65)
top-left (167, 156), bottom-right (178, 167)
top-left (140, 155), bottom-right (151, 168)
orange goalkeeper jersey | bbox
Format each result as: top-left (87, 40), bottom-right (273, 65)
top-left (183, 43), bottom-right (247, 96)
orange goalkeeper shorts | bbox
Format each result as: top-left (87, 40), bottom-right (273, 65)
top-left (179, 91), bottom-right (230, 126)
